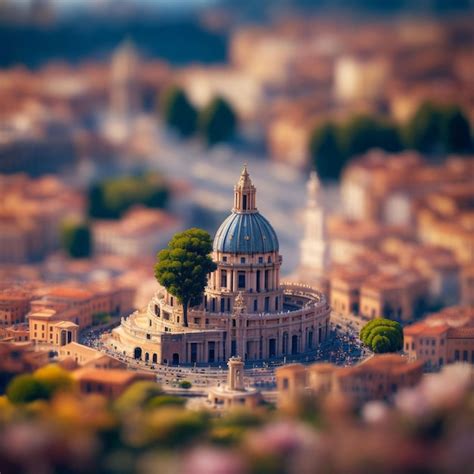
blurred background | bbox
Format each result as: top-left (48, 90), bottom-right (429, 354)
top-left (0, 0), bottom-right (472, 273)
top-left (0, 2), bottom-right (473, 474)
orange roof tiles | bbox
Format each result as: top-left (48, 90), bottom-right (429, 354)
top-left (48, 287), bottom-right (93, 300)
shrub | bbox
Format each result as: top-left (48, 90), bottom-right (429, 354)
top-left (6, 374), bottom-right (48, 404)
top-left (115, 381), bottom-right (163, 412)
top-left (179, 380), bottom-right (192, 389)
top-left (147, 395), bottom-right (186, 409)
top-left (360, 318), bottom-right (403, 353)
top-left (34, 364), bottom-right (75, 398)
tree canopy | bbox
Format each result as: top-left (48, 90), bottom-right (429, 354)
top-left (160, 86), bottom-right (198, 137)
top-left (154, 228), bottom-right (217, 328)
top-left (199, 97), bottom-right (237, 145)
top-left (309, 122), bottom-right (344, 181)
top-left (6, 365), bottom-right (75, 404)
top-left (6, 374), bottom-right (49, 404)
top-left (308, 102), bottom-right (471, 182)
top-left (61, 221), bottom-right (91, 259)
top-left (403, 102), bottom-right (472, 155)
top-left (88, 173), bottom-right (169, 219)
top-left (359, 318), bottom-right (403, 354)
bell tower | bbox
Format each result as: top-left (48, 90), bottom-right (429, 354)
top-left (299, 171), bottom-right (330, 277)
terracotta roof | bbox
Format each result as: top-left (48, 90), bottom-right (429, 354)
top-left (72, 368), bottom-right (154, 385)
top-left (404, 322), bottom-right (449, 337)
top-left (48, 287), bottom-right (93, 300)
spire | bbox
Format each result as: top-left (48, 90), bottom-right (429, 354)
top-left (307, 170), bottom-right (320, 208)
top-left (233, 164), bottom-right (257, 213)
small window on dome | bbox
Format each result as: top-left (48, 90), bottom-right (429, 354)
top-left (243, 194), bottom-right (247, 210)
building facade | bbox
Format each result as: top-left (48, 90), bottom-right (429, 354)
top-left (276, 354), bottom-right (424, 408)
top-left (107, 167), bottom-right (331, 365)
top-left (404, 306), bottom-right (474, 370)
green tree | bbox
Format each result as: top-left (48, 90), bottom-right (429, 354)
top-left (309, 122), bottom-right (345, 181)
top-left (61, 221), bottom-right (91, 259)
top-left (179, 380), bottom-right (192, 389)
top-left (160, 86), bottom-right (198, 137)
top-left (199, 96), bottom-right (237, 145)
top-left (440, 105), bottom-right (472, 153)
top-left (34, 364), bottom-right (75, 398)
top-left (87, 173), bottom-right (169, 219)
top-left (154, 228), bottom-right (217, 327)
top-left (340, 115), bottom-right (402, 158)
top-left (147, 395), bottom-right (186, 409)
top-left (403, 102), bottom-right (442, 154)
top-left (115, 381), bottom-right (163, 412)
top-left (360, 318), bottom-right (403, 354)
top-left (6, 374), bottom-right (48, 404)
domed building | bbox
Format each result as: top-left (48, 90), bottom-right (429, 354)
top-left (106, 166), bottom-right (331, 365)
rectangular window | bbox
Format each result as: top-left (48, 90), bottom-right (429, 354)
top-left (264, 270), bottom-right (269, 290)
top-left (220, 298), bottom-right (225, 312)
top-left (220, 270), bottom-right (227, 288)
top-left (264, 297), bottom-right (270, 312)
top-left (242, 194), bottom-right (247, 210)
top-left (223, 256), bottom-right (227, 262)
top-left (275, 297), bottom-right (279, 311)
top-left (455, 350), bottom-right (460, 361)
top-left (238, 272), bottom-right (246, 289)
top-left (253, 299), bottom-right (258, 312)
top-left (258, 257), bottom-right (263, 264)
top-left (240, 257), bottom-right (246, 264)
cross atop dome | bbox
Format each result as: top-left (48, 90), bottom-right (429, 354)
top-left (233, 164), bottom-right (257, 213)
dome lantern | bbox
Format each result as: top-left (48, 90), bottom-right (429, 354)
top-left (233, 164), bottom-right (257, 213)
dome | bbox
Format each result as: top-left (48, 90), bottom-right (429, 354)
top-left (213, 211), bottom-right (279, 254)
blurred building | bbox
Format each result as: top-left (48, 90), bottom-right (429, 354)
top-left (58, 342), bottom-right (125, 369)
top-left (0, 288), bottom-right (32, 326)
top-left (416, 184), bottom-right (474, 265)
top-left (0, 174), bottom-right (84, 263)
top-left (92, 206), bottom-right (183, 258)
top-left (334, 54), bottom-right (390, 103)
top-left (341, 151), bottom-right (473, 225)
top-left (404, 306), bottom-right (474, 370)
top-left (329, 256), bottom-right (429, 322)
top-left (381, 238), bottom-right (461, 306)
top-left (0, 340), bottom-right (50, 391)
top-left (276, 354), bottom-right (424, 408)
top-left (30, 284), bottom-right (134, 331)
top-left (72, 368), bottom-right (155, 399)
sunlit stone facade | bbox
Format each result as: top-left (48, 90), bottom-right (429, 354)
top-left (107, 167), bottom-right (331, 365)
